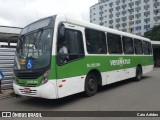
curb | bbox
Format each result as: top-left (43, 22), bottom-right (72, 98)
top-left (0, 90), bottom-right (15, 100)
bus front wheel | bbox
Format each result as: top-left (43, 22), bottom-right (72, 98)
top-left (84, 73), bottom-right (98, 97)
top-left (135, 66), bottom-right (142, 81)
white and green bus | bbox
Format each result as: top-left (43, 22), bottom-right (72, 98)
top-left (13, 15), bottom-right (154, 99)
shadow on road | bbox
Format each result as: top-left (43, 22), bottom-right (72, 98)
top-left (17, 76), bottom-right (151, 109)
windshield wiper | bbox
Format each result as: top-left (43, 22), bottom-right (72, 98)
top-left (35, 28), bottom-right (44, 57)
top-left (27, 28), bottom-right (44, 58)
top-left (16, 35), bottom-right (24, 56)
top-left (34, 28), bottom-right (44, 45)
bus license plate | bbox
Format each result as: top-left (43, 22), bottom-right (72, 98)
top-left (24, 88), bottom-right (31, 93)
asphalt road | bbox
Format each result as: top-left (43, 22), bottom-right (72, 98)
top-left (0, 68), bottom-right (160, 119)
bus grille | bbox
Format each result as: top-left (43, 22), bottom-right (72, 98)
top-left (19, 89), bottom-right (37, 96)
top-left (15, 72), bottom-right (41, 79)
top-left (14, 67), bottom-right (49, 80)
top-left (17, 81), bottom-right (38, 87)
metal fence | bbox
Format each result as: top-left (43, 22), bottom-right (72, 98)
top-left (0, 48), bottom-right (15, 89)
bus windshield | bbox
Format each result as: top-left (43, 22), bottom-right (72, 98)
top-left (15, 29), bottom-right (53, 70)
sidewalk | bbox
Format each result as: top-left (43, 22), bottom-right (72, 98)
top-left (0, 89), bottom-right (15, 100)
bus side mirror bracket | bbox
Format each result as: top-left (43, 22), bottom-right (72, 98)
top-left (58, 23), bottom-right (65, 40)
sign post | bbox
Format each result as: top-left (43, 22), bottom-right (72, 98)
top-left (0, 70), bottom-right (4, 94)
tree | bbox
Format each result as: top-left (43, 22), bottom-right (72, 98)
top-left (143, 24), bottom-right (160, 41)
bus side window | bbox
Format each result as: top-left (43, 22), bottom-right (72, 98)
top-left (57, 28), bottom-right (84, 65)
top-left (122, 36), bottom-right (134, 54)
top-left (85, 28), bottom-right (107, 54)
top-left (107, 33), bottom-right (122, 54)
top-left (143, 41), bottom-right (151, 55)
top-left (134, 39), bottom-right (143, 55)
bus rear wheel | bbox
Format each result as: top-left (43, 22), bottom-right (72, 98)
top-left (84, 73), bottom-right (98, 97)
top-left (135, 66), bottom-right (142, 81)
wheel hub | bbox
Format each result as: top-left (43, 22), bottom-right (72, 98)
top-left (88, 78), bottom-right (95, 90)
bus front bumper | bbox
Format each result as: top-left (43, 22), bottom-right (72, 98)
top-left (13, 80), bottom-right (58, 99)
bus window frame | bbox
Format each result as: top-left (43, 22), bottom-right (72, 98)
top-left (57, 28), bottom-right (85, 66)
top-left (122, 36), bottom-right (134, 55)
top-left (85, 28), bottom-right (107, 55)
top-left (134, 38), bottom-right (143, 55)
top-left (142, 41), bottom-right (151, 55)
top-left (106, 32), bottom-right (123, 55)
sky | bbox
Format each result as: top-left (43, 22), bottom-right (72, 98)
top-left (0, 0), bottom-right (98, 28)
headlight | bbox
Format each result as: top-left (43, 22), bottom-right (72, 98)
top-left (41, 70), bottom-right (50, 85)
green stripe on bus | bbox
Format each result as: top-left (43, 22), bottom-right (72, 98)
top-left (49, 55), bottom-right (153, 80)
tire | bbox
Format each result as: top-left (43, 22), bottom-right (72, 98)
top-left (84, 73), bottom-right (98, 97)
top-left (135, 66), bottom-right (142, 81)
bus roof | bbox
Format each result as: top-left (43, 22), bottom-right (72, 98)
top-left (55, 14), bottom-right (150, 42)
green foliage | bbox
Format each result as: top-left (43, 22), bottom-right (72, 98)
top-left (144, 24), bottom-right (160, 41)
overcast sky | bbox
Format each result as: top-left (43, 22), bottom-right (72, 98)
top-left (0, 0), bottom-right (98, 28)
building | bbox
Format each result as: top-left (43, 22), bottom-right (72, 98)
top-left (0, 26), bottom-right (22, 90)
top-left (90, 0), bottom-right (160, 36)
top-left (0, 26), bottom-right (22, 47)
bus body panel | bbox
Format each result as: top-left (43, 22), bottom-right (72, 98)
top-left (13, 80), bottom-right (58, 99)
top-left (142, 64), bottom-right (154, 74)
top-left (57, 75), bottom-right (86, 98)
top-left (55, 55), bottom-right (153, 98)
